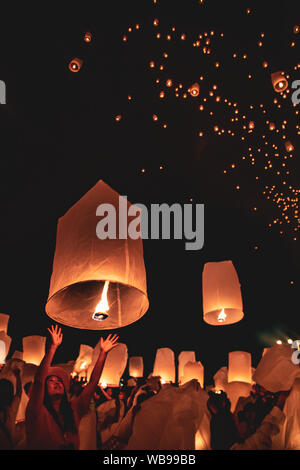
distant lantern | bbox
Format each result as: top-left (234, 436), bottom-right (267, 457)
top-left (228, 351), bottom-right (252, 384)
top-left (178, 351), bottom-right (196, 385)
top-left (262, 61), bottom-right (268, 68)
top-left (69, 57), bottom-right (83, 72)
top-left (73, 344), bottom-right (93, 376)
top-left (0, 314), bottom-right (9, 333)
top-left (129, 356), bottom-right (144, 378)
top-left (22, 336), bottom-right (46, 366)
top-left (294, 25), bottom-right (300, 34)
top-left (249, 121), bottom-right (255, 130)
top-left (0, 331), bottom-right (11, 365)
top-left (84, 32), bottom-right (92, 43)
top-left (269, 122), bottom-right (276, 131)
top-left (189, 83), bottom-right (200, 97)
top-left (149, 61), bottom-right (155, 68)
top-left (166, 79), bottom-right (172, 87)
top-left (285, 141), bottom-right (294, 153)
top-left (88, 342), bottom-right (128, 386)
top-left (182, 361), bottom-right (204, 387)
top-left (115, 115), bottom-right (122, 122)
top-left (45, 180), bottom-right (149, 330)
top-left (153, 347), bottom-right (175, 383)
top-left (153, 114), bottom-right (158, 121)
top-left (271, 71), bottom-right (288, 92)
top-left (202, 260), bottom-right (244, 326)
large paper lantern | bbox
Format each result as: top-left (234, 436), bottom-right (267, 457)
top-left (153, 348), bottom-right (175, 383)
top-left (271, 71), bottom-right (288, 92)
top-left (213, 366), bottom-right (228, 391)
top-left (182, 361), bottom-right (204, 387)
top-left (178, 351), bottom-right (196, 385)
top-left (0, 331), bottom-right (11, 364)
top-left (129, 356), bottom-right (144, 378)
top-left (22, 336), bottom-right (46, 366)
top-left (73, 344), bottom-right (93, 376)
top-left (228, 351), bottom-right (252, 384)
top-left (88, 342), bottom-right (128, 387)
top-left (45, 180), bottom-right (149, 330)
top-left (226, 381), bottom-right (252, 413)
top-left (0, 313), bottom-right (9, 333)
top-left (202, 260), bottom-right (244, 325)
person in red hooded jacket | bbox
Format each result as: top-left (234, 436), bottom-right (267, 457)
top-left (26, 324), bottom-right (119, 450)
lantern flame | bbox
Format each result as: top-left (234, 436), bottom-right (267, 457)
top-left (92, 281), bottom-right (110, 321)
top-left (217, 308), bottom-right (227, 323)
top-left (80, 361), bottom-right (87, 370)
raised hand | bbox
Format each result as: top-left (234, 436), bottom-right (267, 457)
top-left (100, 333), bottom-right (119, 353)
top-left (47, 324), bottom-right (63, 348)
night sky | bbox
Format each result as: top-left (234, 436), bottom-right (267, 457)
top-left (0, 0), bottom-right (299, 385)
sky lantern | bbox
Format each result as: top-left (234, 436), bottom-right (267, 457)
top-left (189, 83), bottom-right (200, 97)
top-left (269, 122), bottom-right (276, 131)
top-left (153, 347), bottom-right (175, 383)
top-left (22, 336), bottom-right (46, 366)
top-left (129, 356), bottom-right (144, 378)
top-left (249, 121), bottom-right (255, 130)
top-left (68, 57), bottom-right (83, 72)
top-left (84, 31), bottom-right (92, 42)
top-left (285, 141), bottom-right (294, 153)
top-left (178, 351), bottom-right (196, 385)
top-left (0, 313), bottom-right (9, 333)
top-left (213, 366), bottom-right (228, 391)
top-left (0, 331), bottom-right (11, 365)
top-left (202, 260), bottom-right (244, 326)
top-left (73, 344), bottom-right (93, 376)
top-left (182, 361), bottom-right (204, 387)
top-left (89, 342), bottom-right (128, 386)
top-left (228, 351), bottom-right (252, 383)
top-left (271, 71), bottom-right (288, 92)
top-left (293, 25), bottom-right (300, 34)
top-left (45, 180), bottom-right (149, 330)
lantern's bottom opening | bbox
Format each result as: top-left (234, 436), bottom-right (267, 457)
top-left (204, 308), bottom-right (244, 326)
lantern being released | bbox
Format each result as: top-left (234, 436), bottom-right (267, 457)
top-left (182, 361), bottom-right (204, 387)
top-left (0, 313), bottom-right (9, 333)
top-left (0, 331), bottom-right (11, 365)
top-left (271, 71), bottom-right (288, 92)
top-left (202, 260), bottom-right (244, 326)
top-left (129, 356), bottom-right (144, 378)
top-left (45, 180), bottom-right (149, 330)
top-left (73, 344), bottom-right (93, 376)
top-left (89, 342), bottom-right (128, 387)
top-left (178, 351), bottom-right (196, 385)
top-left (153, 348), bottom-right (175, 383)
top-left (228, 351), bottom-right (252, 384)
top-left (22, 336), bottom-right (46, 366)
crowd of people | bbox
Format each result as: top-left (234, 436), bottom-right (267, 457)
top-left (0, 325), bottom-right (297, 450)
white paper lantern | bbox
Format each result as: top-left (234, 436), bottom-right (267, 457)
top-left (182, 361), bottom-right (204, 387)
top-left (226, 381), bottom-right (252, 412)
top-left (73, 344), bottom-right (93, 376)
top-left (153, 348), bottom-right (175, 383)
top-left (22, 336), bottom-right (46, 366)
top-left (228, 351), bottom-right (252, 384)
top-left (202, 260), bottom-right (244, 326)
top-left (46, 180), bottom-right (149, 330)
top-left (213, 366), bottom-right (228, 391)
top-left (0, 313), bottom-right (9, 333)
top-left (0, 331), bottom-right (11, 364)
top-left (271, 71), bottom-right (288, 92)
top-left (129, 356), bottom-right (144, 378)
top-left (178, 351), bottom-right (196, 385)
top-left (88, 342), bottom-right (128, 387)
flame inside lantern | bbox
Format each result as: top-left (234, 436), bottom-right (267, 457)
top-left (92, 281), bottom-right (110, 321)
top-left (217, 308), bottom-right (227, 323)
top-left (80, 361), bottom-right (87, 370)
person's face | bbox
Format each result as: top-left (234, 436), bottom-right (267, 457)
top-left (106, 388), bottom-right (113, 397)
top-left (46, 376), bottom-right (64, 397)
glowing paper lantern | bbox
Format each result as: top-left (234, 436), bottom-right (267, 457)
top-left (285, 141), bottom-right (294, 153)
top-left (182, 361), bottom-right (204, 387)
top-left (84, 32), bottom-right (92, 43)
top-left (69, 57), bottom-right (83, 72)
top-left (226, 382), bottom-right (252, 412)
top-left (189, 83), bottom-right (200, 97)
top-left (228, 351), bottom-right (252, 384)
top-left (248, 121), bottom-right (255, 130)
top-left (269, 122), bottom-right (276, 131)
top-left (0, 331), bottom-right (11, 364)
top-left (213, 366), bottom-right (228, 391)
top-left (88, 342), bottom-right (128, 387)
top-left (271, 71), bottom-right (288, 92)
top-left (129, 356), bottom-right (144, 378)
top-left (178, 351), bottom-right (196, 385)
top-left (0, 313), bottom-right (9, 333)
top-left (45, 180), bottom-right (149, 330)
top-left (73, 344), bottom-right (93, 376)
top-left (22, 336), bottom-right (46, 366)
top-left (202, 260), bottom-right (244, 326)
top-left (153, 348), bottom-right (175, 383)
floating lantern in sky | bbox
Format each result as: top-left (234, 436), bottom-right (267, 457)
top-left (202, 260), bottom-right (244, 326)
top-left (271, 71), bottom-right (288, 92)
top-left (249, 121), bottom-right (255, 130)
top-left (189, 83), bottom-right (200, 97)
top-left (69, 57), bottom-right (83, 72)
top-left (22, 336), bottom-right (46, 366)
top-left (84, 32), bottom-right (92, 43)
top-left (285, 141), bottom-right (294, 153)
top-left (166, 79), bottom-right (172, 87)
top-left (0, 314), bottom-right (9, 333)
top-left (293, 25), bottom-right (300, 34)
top-left (182, 361), bottom-right (204, 387)
top-left (269, 122), bottom-right (276, 131)
top-left (129, 356), bottom-right (144, 378)
top-left (45, 180), bottom-right (149, 330)
top-left (153, 348), bottom-right (175, 383)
